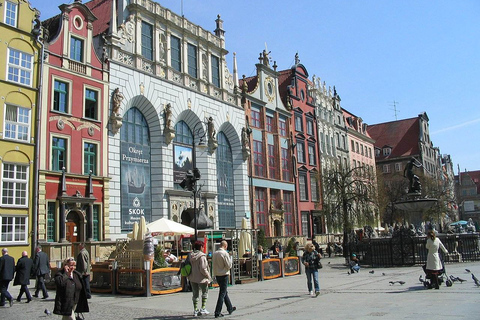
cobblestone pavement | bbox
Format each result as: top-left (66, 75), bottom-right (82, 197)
top-left (2, 257), bottom-right (479, 320)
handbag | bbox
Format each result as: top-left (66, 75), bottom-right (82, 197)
top-left (317, 259), bottom-right (323, 269)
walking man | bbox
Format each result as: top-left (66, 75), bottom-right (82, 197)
top-left (33, 245), bottom-right (50, 299)
top-left (0, 248), bottom-right (15, 307)
top-left (14, 251), bottom-right (33, 303)
top-left (212, 240), bottom-right (236, 318)
top-left (76, 243), bottom-right (92, 299)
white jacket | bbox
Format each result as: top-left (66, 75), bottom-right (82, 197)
top-left (426, 237), bottom-right (448, 271)
top-left (212, 248), bottom-right (232, 276)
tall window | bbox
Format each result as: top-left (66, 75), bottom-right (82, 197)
top-left (325, 134), bottom-right (331, 154)
top-left (279, 117), bottom-right (286, 136)
top-left (284, 192), bottom-right (293, 236)
top-left (5, 1), bottom-right (18, 27)
top-left (187, 43), bottom-right (197, 78)
top-left (84, 142), bottom-right (97, 175)
top-left (52, 137), bottom-right (67, 171)
top-left (53, 80), bottom-right (69, 113)
top-left (255, 188), bottom-right (267, 235)
top-left (4, 104), bottom-right (29, 142)
top-left (171, 35), bottom-right (181, 72)
top-left (84, 89), bottom-right (98, 120)
top-left (306, 118), bottom-right (313, 135)
top-left (141, 21), bottom-right (153, 60)
top-left (308, 143), bottom-right (316, 165)
top-left (0, 216), bottom-right (26, 243)
top-left (266, 115), bottom-right (274, 132)
top-left (297, 140), bottom-right (305, 163)
top-left (268, 144), bottom-right (276, 179)
top-left (251, 108), bottom-right (261, 128)
top-left (253, 140), bottom-right (264, 177)
top-left (310, 175), bottom-right (318, 202)
top-left (211, 55), bottom-right (220, 87)
top-left (216, 132), bottom-right (235, 228)
top-left (70, 37), bottom-right (83, 62)
top-left (47, 202), bottom-right (56, 242)
top-left (7, 48), bottom-right (32, 86)
top-left (281, 148), bottom-right (290, 181)
top-left (92, 205), bottom-right (100, 241)
top-left (299, 172), bottom-right (308, 201)
top-left (295, 114), bottom-right (303, 132)
top-left (2, 163), bottom-right (28, 206)
top-left (301, 212), bottom-right (309, 236)
top-left (320, 132), bottom-right (325, 152)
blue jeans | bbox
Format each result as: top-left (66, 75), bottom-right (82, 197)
top-left (305, 268), bottom-right (320, 292)
top-left (214, 275), bottom-right (233, 316)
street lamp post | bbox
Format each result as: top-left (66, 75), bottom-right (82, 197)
top-left (180, 121), bottom-right (207, 242)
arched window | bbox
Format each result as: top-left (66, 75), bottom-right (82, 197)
top-left (120, 107), bottom-right (151, 231)
top-left (216, 132), bottom-right (235, 228)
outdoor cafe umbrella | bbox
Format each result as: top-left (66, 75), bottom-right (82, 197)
top-left (127, 221), bottom-right (139, 239)
top-left (238, 217), bottom-right (252, 258)
top-left (137, 216), bottom-right (147, 240)
top-left (450, 220), bottom-right (468, 226)
top-left (146, 218), bottom-right (195, 257)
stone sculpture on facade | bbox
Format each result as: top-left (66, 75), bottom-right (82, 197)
top-left (163, 103), bottom-right (175, 145)
top-left (110, 88), bottom-right (124, 134)
top-left (207, 116), bottom-right (218, 153)
top-left (241, 126), bottom-right (251, 160)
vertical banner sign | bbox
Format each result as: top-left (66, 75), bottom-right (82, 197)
top-left (173, 145), bottom-right (193, 183)
top-left (121, 142), bottom-right (152, 231)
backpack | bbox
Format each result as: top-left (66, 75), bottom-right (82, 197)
top-left (180, 254), bottom-right (192, 277)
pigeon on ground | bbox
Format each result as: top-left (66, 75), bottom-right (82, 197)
top-left (456, 277), bottom-right (467, 283)
top-left (44, 309), bottom-right (51, 316)
top-left (449, 275), bottom-right (458, 282)
top-left (369, 270), bottom-right (375, 274)
top-left (419, 275), bottom-right (424, 283)
top-left (389, 281), bottom-right (395, 285)
top-left (465, 268), bottom-right (471, 273)
top-left (398, 281), bottom-right (405, 285)
top-left (347, 271), bottom-right (351, 275)
top-left (472, 274), bottom-right (480, 286)
top-left (382, 272), bottom-right (386, 276)
top-left (328, 261), bottom-right (331, 264)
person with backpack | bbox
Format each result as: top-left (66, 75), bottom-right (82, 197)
top-left (188, 241), bottom-right (213, 317)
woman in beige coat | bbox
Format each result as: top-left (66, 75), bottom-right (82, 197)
top-left (425, 230), bottom-right (448, 289)
top-left (188, 241), bottom-right (213, 316)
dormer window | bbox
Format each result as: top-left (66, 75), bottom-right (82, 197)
top-left (383, 147), bottom-right (391, 156)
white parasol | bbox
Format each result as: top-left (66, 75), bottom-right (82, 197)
top-left (238, 217), bottom-right (252, 258)
top-left (146, 217), bottom-right (195, 236)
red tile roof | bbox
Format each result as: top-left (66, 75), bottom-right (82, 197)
top-left (85, 0), bottom-right (111, 37)
top-left (367, 117), bottom-right (420, 160)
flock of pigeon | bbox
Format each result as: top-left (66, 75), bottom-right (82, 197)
top-left (346, 265), bottom-right (479, 288)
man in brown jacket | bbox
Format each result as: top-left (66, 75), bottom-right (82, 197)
top-left (213, 240), bottom-right (236, 318)
top-left (76, 243), bottom-right (91, 299)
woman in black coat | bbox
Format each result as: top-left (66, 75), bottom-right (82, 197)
top-left (53, 257), bottom-right (89, 319)
top-left (13, 251), bottom-right (33, 302)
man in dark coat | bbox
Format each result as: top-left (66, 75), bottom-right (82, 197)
top-left (53, 257), bottom-right (89, 318)
top-left (76, 243), bottom-right (91, 299)
top-left (0, 248), bottom-right (15, 307)
top-left (14, 251), bottom-right (33, 303)
top-left (33, 245), bottom-right (50, 299)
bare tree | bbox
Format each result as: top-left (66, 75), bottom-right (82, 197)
top-left (321, 165), bottom-right (378, 257)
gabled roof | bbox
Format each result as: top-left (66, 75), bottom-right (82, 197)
top-left (367, 117), bottom-right (420, 160)
top-left (458, 170), bottom-right (480, 194)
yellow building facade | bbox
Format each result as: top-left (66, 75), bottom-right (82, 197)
top-left (0, 0), bottom-right (41, 259)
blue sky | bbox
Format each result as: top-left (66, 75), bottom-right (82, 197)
top-left (31, 0), bottom-right (480, 172)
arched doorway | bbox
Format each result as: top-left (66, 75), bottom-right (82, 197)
top-left (273, 220), bottom-right (282, 237)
